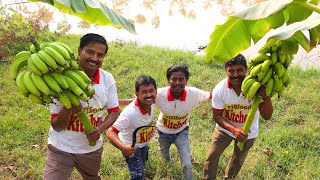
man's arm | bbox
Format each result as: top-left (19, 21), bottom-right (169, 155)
top-left (106, 127), bottom-right (136, 157)
top-left (213, 109), bottom-right (248, 142)
top-left (51, 105), bottom-right (82, 131)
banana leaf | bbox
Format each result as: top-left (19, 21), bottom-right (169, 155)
top-left (205, 0), bottom-right (319, 64)
top-left (30, 0), bottom-right (136, 34)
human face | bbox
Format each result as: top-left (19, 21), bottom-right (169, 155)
top-left (78, 42), bottom-right (107, 76)
top-left (135, 84), bottom-right (157, 107)
top-left (225, 64), bottom-right (247, 85)
top-left (168, 71), bottom-right (187, 94)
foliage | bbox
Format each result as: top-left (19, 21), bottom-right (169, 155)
top-left (205, 0), bottom-right (320, 63)
top-left (1, 33), bottom-right (319, 179)
top-left (31, 0), bottom-right (136, 34)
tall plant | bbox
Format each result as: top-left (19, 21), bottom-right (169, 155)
top-left (204, 0), bottom-right (320, 150)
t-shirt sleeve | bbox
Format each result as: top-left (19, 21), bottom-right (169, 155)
top-left (112, 112), bottom-right (129, 132)
top-left (193, 87), bottom-right (211, 103)
top-left (212, 86), bottom-right (225, 111)
top-left (105, 75), bottom-right (120, 113)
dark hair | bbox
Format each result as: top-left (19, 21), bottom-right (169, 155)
top-left (79, 33), bottom-right (108, 54)
top-left (135, 75), bottom-right (157, 92)
top-left (166, 64), bottom-right (190, 81)
top-left (224, 54), bottom-right (247, 69)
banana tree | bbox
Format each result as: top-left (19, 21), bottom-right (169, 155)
top-left (28, 0), bottom-right (136, 34)
top-left (204, 0), bottom-right (320, 150)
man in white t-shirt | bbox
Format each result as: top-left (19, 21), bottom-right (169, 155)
top-left (44, 33), bottom-right (120, 180)
top-left (106, 75), bottom-right (157, 180)
top-left (203, 54), bottom-right (273, 179)
top-left (156, 64), bottom-right (212, 180)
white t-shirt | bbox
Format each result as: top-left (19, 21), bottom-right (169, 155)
top-left (49, 69), bottom-right (120, 154)
top-left (111, 98), bottom-right (155, 148)
top-left (156, 86), bottom-right (211, 134)
top-left (212, 77), bottom-right (260, 139)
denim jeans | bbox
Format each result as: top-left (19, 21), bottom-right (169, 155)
top-left (203, 128), bottom-right (255, 180)
top-left (157, 127), bottom-right (193, 180)
top-left (124, 145), bottom-right (149, 180)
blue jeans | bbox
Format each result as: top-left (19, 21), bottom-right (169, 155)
top-left (157, 127), bottom-right (193, 180)
top-left (124, 145), bottom-right (149, 180)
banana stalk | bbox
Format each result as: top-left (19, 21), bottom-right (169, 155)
top-left (237, 96), bottom-right (262, 151)
top-left (76, 111), bottom-right (96, 146)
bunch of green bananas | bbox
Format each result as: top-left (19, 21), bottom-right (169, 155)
top-left (242, 43), bottom-right (293, 100)
top-left (11, 41), bottom-right (95, 109)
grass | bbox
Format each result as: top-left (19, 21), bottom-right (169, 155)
top-left (1, 39), bottom-right (320, 179)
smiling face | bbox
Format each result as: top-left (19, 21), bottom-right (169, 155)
top-left (78, 41), bottom-right (107, 77)
top-left (225, 64), bottom-right (247, 86)
top-left (135, 84), bottom-right (157, 107)
top-left (168, 71), bottom-right (187, 95)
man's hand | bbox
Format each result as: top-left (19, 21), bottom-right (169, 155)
top-left (232, 127), bottom-right (248, 142)
top-left (122, 144), bottom-right (137, 157)
top-left (85, 126), bottom-right (101, 142)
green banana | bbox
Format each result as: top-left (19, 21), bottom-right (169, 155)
top-left (257, 68), bottom-right (268, 82)
top-left (31, 72), bottom-right (51, 96)
top-left (43, 46), bottom-right (66, 66)
top-left (14, 51), bottom-right (31, 61)
top-left (278, 85), bottom-right (285, 98)
top-left (30, 53), bottom-right (49, 74)
top-left (64, 89), bottom-right (81, 106)
top-left (51, 72), bottom-right (69, 89)
top-left (58, 92), bottom-right (72, 109)
top-left (251, 54), bottom-right (270, 64)
top-left (73, 70), bottom-right (92, 84)
top-left (278, 51), bottom-right (286, 64)
top-left (265, 78), bottom-right (274, 96)
top-left (50, 89), bottom-right (59, 97)
top-left (47, 42), bottom-right (71, 60)
top-left (40, 42), bottom-right (50, 50)
top-left (284, 77), bottom-right (291, 87)
top-left (69, 60), bottom-right (79, 70)
top-left (261, 59), bottom-right (272, 73)
top-left (42, 73), bottom-right (63, 93)
top-left (260, 68), bottom-right (273, 85)
top-left (64, 76), bottom-right (86, 98)
top-left (28, 93), bottom-right (43, 104)
top-left (37, 50), bottom-right (58, 70)
top-left (281, 70), bottom-right (289, 83)
top-left (63, 70), bottom-right (88, 90)
top-left (241, 75), bottom-right (253, 92)
top-left (11, 56), bottom-right (29, 80)
top-left (55, 42), bottom-right (73, 55)
top-left (84, 85), bottom-right (95, 97)
top-left (247, 81), bottom-right (261, 101)
top-left (283, 54), bottom-right (292, 69)
top-left (271, 51), bottom-right (278, 65)
top-left (16, 71), bottom-right (30, 96)
top-left (273, 62), bottom-right (285, 77)
top-left (273, 74), bottom-right (282, 92)
top-left (28, 58), bottom-right (42, 75)
top-left (23, 71), bottom-right (42, 97)
top-left (29, 44), bottom-right (37, 53)
top-left (250, 63), bottom-right (262, 77)
top-left (242, 78), bottom-right (256, 97)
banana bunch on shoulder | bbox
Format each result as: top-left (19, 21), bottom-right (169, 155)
top-left (11, 41), bottom-right (94, 108)
top-left (243, 43), bottom-right (293, 100)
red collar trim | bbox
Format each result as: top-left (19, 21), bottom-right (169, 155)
top-left (167, 88), bottom-right (187, 101)
top-left (92, 69), bottom-right (100, 84)
top-left (227, 78), bottom-right (232, 89)
top-left (134, 98), bottom-right (147, 115)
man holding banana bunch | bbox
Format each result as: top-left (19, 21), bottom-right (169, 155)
top-left (44, 33), bottom-right (120, 179)
top-left (203, 54), bottom-right (273, 179)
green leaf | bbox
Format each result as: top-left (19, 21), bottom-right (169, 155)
top-left (33, 0), bottom-right (136, 34)
top-left (283, 0), bottom-right (318, 25)
top-left (232, 0), bottom-right (292, 20)
top-left (205, 17), bottom-right (251, 64)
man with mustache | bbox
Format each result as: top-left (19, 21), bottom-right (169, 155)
top-left (203, 54), bottom-right (273, 179)
top-left (44, 33), bottom-right (120, 180)
top-left (156, 64), bottom-right (212, 180)
top-left (106, 75), bottom-right (157, 180)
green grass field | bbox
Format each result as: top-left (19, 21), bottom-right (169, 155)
top-left (1, 40), bottom-right (319, 179)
